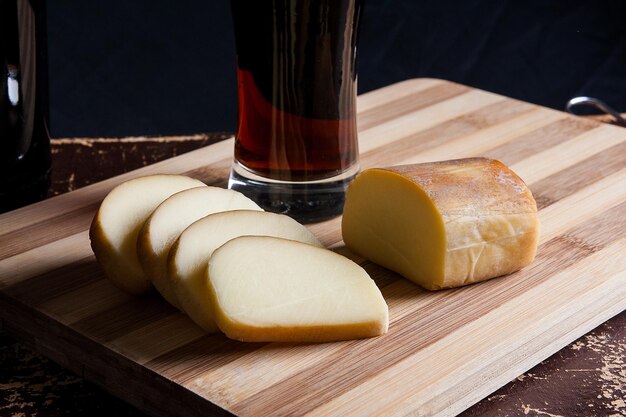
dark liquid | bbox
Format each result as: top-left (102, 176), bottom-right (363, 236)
top-left (231, 0), bottom-right (363, 182)
top-left (0, 0), bottom-right (51, 213)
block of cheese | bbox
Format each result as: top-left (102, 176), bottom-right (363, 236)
top-left (207, 236), bottom-right (389, 342)
top-left (342, 158), bottom-right (539, 290)
top-left (168, 210), bottom-right (322, 332)
top-left (89, 174), bottom-right (206, 294)
top-left (137, 187), bottom-right (262, 308)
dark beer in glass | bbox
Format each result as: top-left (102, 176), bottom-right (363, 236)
top-left (229, 0), bottom-right (363, 222)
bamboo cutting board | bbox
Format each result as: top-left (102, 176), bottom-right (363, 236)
top-left (1, 78), bottom-right (625, 417)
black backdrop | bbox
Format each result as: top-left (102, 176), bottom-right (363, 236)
top-left (46, 0), bottom-right (626, 138)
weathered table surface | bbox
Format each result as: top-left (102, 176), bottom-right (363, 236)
top-left (1, 79), bottom-right (625, 416)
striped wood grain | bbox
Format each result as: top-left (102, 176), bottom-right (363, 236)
top-left (1, 78), bottom-right (625, 417)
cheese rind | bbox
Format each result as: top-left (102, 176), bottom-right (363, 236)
top-left (168, 210), bottom-right (322, 332)
top-left (137, 187), bottom-right (262, 308)
top-left (89, 174), bottom-right (206, 295)
top-left (341, 158), bottom-right (539, 290)
top-left (207, 236), bottom-right (389, 342)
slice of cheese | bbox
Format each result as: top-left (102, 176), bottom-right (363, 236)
top-left (168, 210), bottom-right (322, 332)
top-left (137, 187), bottom-right (262, 308)
top-left (207, 236), bottom-right (389, 342)
top-left (341, 158), bottom-right (539, 290)
top-left (89, 174), bottom-right (206, 295)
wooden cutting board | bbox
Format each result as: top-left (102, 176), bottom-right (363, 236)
top-left (1, 78), bottom-right (625, 417)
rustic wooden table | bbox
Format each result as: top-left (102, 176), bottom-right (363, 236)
top-left (1, 80), bottom-right (625, 416)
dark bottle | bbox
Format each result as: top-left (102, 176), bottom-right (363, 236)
top-left (0, 0), bottom-right (51, 213)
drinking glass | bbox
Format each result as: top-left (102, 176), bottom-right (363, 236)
top-left (229, 0), bottom-right (364, 222)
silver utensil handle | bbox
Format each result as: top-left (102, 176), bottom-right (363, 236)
top-left (566, 96), bottom-right (626, 127)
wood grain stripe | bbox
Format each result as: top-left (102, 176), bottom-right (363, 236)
top-left (145, 335), bottom-right (263, 385)
top-left (359, 89), bottom-right (505, 154)
top-left (0, 232), bottom-right (90, 289)
top-left (183, 161), bottom-right (232, 189)
top-left (71, 297), bottom-right (177, 343)
top-left (37, 279), bottom-right (130, 323)
top-left (559, 202), bottom-right (626, 249)
top-left (108, 313), bottom-right (206, 364)
top-left (357, 82), bottom-right (470, 131)
top-left (531, 141), bottom-right (626, 209)
top-left (482, 116), bottom-right (599, 165)
top-left (398, 108), bottom-right (565, 166)
top-left (539, 169), bottom-right (626, 243)
top-left (359, 99), bottom-right (535, 168)
top-left (511, 124), bottom-right (623, 185)
top-left (356, 78), bottom-right (445, 113)
top-left (2, 257), bottom-right (102, 306)
top-left (0, 202), bottom-right (99, 261)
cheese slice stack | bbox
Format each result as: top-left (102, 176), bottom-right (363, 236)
top-left (342, 158), bottom-right (540, 290)
top-left (137, 187), bottom-right (262, 308)
top-left (168, 210), bottom-right (322, 332)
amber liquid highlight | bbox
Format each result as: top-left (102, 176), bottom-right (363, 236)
top-left (231, 0), bottom-right (362, 183)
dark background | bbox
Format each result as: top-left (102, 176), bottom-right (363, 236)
top-left (46, 0), bottom-right (626, 138)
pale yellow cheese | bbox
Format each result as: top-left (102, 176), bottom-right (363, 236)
top-left (137, 187), bottom-right (262, 308)
top-left (341, 158), bottom-right (539, 290)
top-left (207, 236), bottom-right (389, 342)
top-left (89, 174), bottom-right (206, 295)
top-left (168, 210), bottom-right (322, 332)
